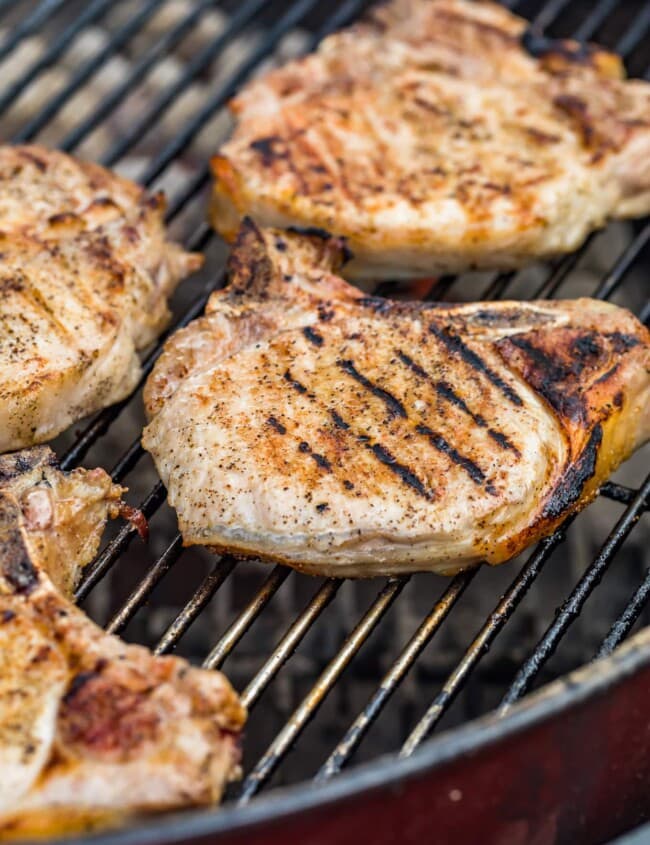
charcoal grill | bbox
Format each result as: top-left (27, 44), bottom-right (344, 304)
top-left (2, 0), bottom-right (650, 842)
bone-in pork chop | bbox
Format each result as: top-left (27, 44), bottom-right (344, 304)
top-left (0, 145), bottom-right (202, 452)
top-left (211, 0), bottom-right (650, 279)
top-left (0, 447), bottom-right (245, 838)
top-left (142, 221), bottom-right (650, 577)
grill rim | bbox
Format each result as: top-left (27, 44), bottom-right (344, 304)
top-left (64, 623), bottom-right (650, 845)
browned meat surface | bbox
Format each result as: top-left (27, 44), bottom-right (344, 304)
top-left (211, 0), bottom-right (650, 279)
top-left (0, 145), bottom-right (202, 453)
top-left (0, 447), bottom-right (245, 839)
top-left (143, 221), bottom-right (650, 576)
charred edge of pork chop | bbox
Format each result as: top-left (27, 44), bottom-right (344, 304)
top-left (144, 222), bottom-right (650, 575)
top-left (0, 452), bottom-right (245, 837)
top-left (490, 323), bottom-right (650, 559)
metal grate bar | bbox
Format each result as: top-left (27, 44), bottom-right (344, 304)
top-left (532, 237), bottom-right (595, 299)
top-left (535, 216), bottom-right (648, 303)
top-left (482, 271), bottom-right (516, 301)
top-left (74, 482), bottom-right (167, 602)
top-left (499, 473), bottom-right (650, 711)
top-left (639, 299), bottom-right (650, 326)
top-left (312, 0), bottom-right (372, 37)
top-left (101, 0), bottom-right (268, 170)
top-left (530, 0), bottom-right (572, 31)
top-left (60, 0), bottom-right (217, 154)
top-left (572, 0), bottom-right (619, 41)
top-left (12, 0), bottom-right (165, 144)
top-left (0, 0), bottom-right (23, 15)
top-left (0, 0), bottom-right (114, 118)
top-left (399, 524), bottom-right (574, 757)
top-left (241, 578), bottom-right (342, 711)
top-left (238, 578), bottom-right (407, 802)
top-left (424, 275), bottom-right (457, 302)
top-left (137, 0), bottom-right (321, 187)
top-left (615, 4), bottom-right (650, 60)
top-left (203, 566), bottom-right (292, 670)
top-left (593, 222), bottom-right (650, 300)
top-left (154, 556), bottom-right (238, 655)
top-left (317, 571), bottom-right (476, 780)
top-left (106, 534), bottom-right (185, 635)
top-left (109, 437), bottom-right (149, 487)
top-left (596, 568), bottom-right (650, 658)
top-left (0, 0), bottom-right (67, 65)
top-left (601, 482), bottom-right (647, 508)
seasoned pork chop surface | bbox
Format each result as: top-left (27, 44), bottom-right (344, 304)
top-left (143, 222), bottom-right (650, 577)
top-left (0, 447), bottom-right (245, 839)
top-left (0, 145), bottom-right (202, 453)
top-left (211, 0), bottom-right (650, 280)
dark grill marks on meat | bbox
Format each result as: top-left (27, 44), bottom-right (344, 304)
top-left (249, 136), bottom-right (287, 167)
top-left (396, 349), bottom-right (520, 456)
top-left (429, 324), bottom-right (524, 407)
top-left (0, 448), bottom-right (56, 482)
top-left (280, 325), bottom-right (504, 501)
top-left (395, 349), bottom-right (427, 379)
top-left (365, 441), bottom-right (434, 501)
top-left (283, 369), bottom-right (309, 394)
top-left (330, 410), bottom-right (350, 430)
top-left (416, 425), bottom-right (497, 495)
top-left (337, 358), bottom-right (408, 419)
top-left (498, 329), bottom-right (633, 426)
top-left (297, 440), bottom-right (332, 473)
top-left (609, 332), bottom-right (640, 353)
top-left (303, 326), bottom-right (324, 347)
top-left (59, 673), bottom-right (161, 758)
top-left (506, 334), bottom-right (572, 381)
top-left (282, 370), bottom-right (433, 500)
top-left (266, 415), bottom-right (287, 435)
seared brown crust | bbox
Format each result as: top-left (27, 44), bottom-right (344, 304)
top-left (143, 222), bottom-right (650, 577)
top-left (211, 0), bottom-right (650, 279)
top-left (0, 145), bottom-right (203, 452)
top-left (0, 448), bottom-right (245, 837)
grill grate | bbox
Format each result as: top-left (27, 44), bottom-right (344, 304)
top-left (2, 0), bottom-right (649, 821)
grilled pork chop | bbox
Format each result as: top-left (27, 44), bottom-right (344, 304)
top-left (0, 447), bottom-right (245, 838)
top-left (143, 222), bottom-right (650, 577)
top-left (0, 145), bottom-right (202, 453)
top-left (211, 0), bottom-right (650, 280)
